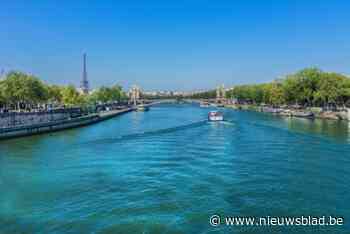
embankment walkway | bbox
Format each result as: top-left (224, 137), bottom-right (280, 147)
top-left (0, 108), bottom-right (134, 140)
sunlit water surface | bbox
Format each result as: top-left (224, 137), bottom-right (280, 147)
top-left (0, 104), bottom-right (349, 234)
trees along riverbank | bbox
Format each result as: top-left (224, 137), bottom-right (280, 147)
top-left (186, 68), bottom-right (350, 120)
top-left (224, 68), bottom-right (350, 120)
top-left (226, 68), bottom-right (350, 109)
top-left (0, 71), bottom-right (128, 112)
top-left (189, 90), bottom-right (217, 100)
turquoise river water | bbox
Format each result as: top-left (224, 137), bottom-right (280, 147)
top-left (0, 104), bottom-right (350, 234)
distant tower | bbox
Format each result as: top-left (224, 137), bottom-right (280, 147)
top-left (80, 53), bottom-right (89, 94)
top-left (129, 85), bottom-right (141, 106)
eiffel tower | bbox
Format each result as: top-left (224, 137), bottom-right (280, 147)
top-left (80, 53), bottom-right (89, 94)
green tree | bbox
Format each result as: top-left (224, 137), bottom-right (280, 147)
top-left (110, 85), bottom-right (123, 102)
top-left (1, 71), bottom-right (48, 109)
top-left (290, 68), bottom-right (322, 106)
top-left (61, 85), bottom-right (84, 106)
top-left (283, 75), bottom-right (301, 104)
top-left (341, 78), bottom-right (350, 107)
top-left (314, 72), bottom-right (350, 107)
top-left (0, 80), bottom-right (5, 107)
top-left (47, 85), bottom-right (63, 103)
top-left (266, 82), bottom-right (285, 106)
top-left (190, 90), bottom-right (216, 99)
top-left (87, 84), bottom-right (125, 104)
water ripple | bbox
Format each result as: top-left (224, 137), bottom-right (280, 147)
top-left (1, 104), bottom-right (350, 234)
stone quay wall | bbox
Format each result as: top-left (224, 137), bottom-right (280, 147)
top-left (0, 108), bottom-right (133, 140)
top-left (0, 110), bottom-right (74, 128)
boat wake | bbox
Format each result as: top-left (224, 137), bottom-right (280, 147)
top-left (82, 120), bottom-right (209, 145)
top-left (217, 120), bottom-right (235, 126)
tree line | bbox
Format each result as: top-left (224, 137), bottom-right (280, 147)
top-left (226, 68), bottom-right (350, 107)
top-left (0, 71), bottom-right (128, 110)
top-left (188, 90), bottom-right (216, 99)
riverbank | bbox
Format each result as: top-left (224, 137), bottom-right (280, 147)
top-left (0, 100), bottom-right (174, 140)
top-left (0, 108), bottom-right (133, 140)
top-left (224, 104), bottom-right (350, 121)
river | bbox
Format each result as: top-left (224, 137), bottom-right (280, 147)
top-left (0, 103), bottom-right (349, 233)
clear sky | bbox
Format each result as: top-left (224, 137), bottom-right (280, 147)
top-left (1, 0), bottom-right (350, 91)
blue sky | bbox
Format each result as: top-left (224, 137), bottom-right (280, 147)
top-left (1, 0), bottom-right (350, 91)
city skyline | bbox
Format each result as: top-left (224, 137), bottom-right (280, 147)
top-left (1, 1), bottom-right (350, 91)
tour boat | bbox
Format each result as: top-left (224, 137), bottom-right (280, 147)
top-left (208, 111), bottom-right (224, 121)
top-left (136, 105), bottom-right (150, 112)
